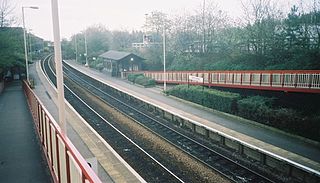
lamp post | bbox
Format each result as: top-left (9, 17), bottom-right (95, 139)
top-left (130, 57), bottom-right (134, 73)
top-left (75, 34), bottom-right (78, 63)
top-left (162, 20), bottom-right (167, 92)
top-left (51, 0), bottom-right (66, 135)
top-left (202, 0), bottom-right (206, 53)
top-left (22, 6), bottom-right (39, 82)
top-left (28, 29), bottom-right (33, 63)
top-left (84, 30), bottom-right (88, 66)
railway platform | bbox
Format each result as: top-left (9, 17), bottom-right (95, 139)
top-left (30, 61), bottom-right (144, 182)
top-left (0, 81), bottom-right (52, 182)
top-left (65, 60), bottom-right (320, 173)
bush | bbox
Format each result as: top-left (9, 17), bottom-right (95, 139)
top-left (237, 96), bottom-right (319, 140)
top-left (167, 86), bottom-right (319, 141)
top-left (135, 75), bottom-right (156, 87)
top-left (128, 73), bottom-right (156, 87)
top-left (166, 85), bottom-right (240, 113)
top-left (128, 73), bottom-right (143, 82)
top-left (88, 59), bottom-right (104, 71)
top-left (237, 96), bottom-right (274, 123)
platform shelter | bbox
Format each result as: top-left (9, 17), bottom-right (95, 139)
top-left (99, 50), bottom-right (144, 77)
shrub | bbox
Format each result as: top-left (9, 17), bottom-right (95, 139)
top-left (237, 96), bottom-right (274, 123)
top-left (128, 73), bottom-right (156, 87)
top-left (135, 75), bottom-right (156, 87)
top-left (167, 86), bottom-right (319, 141)
top-left (237, 96), bottom-right (315, 139)
top-left (128, 73), bottom-right (143, 83)
top-left (166, 85), bottom-right (240, 113)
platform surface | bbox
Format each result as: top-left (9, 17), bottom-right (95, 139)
top-left (0, 81), bottom-right (52, 183)
top-left (65, 60), bottom-right (320, 171)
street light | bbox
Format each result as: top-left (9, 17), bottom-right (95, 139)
top-left (22, 6), bottom-right (39, 82)
top-left (74, 34), bottom-right (78, 63)
top-left (28, 29), bottom-right (33, 63)
top-left (202, 0), bottom-right (206, 53)
top-left (162, 20), bottom-right (167, 92)
top-left (84, 30), bottom-right (88, 66)
top-left (130, 57), bottom-right (134, 75)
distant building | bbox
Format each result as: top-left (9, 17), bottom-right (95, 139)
top-left (132, 34), bottom-right (161, 49)
top-left (99, 50), bottom-right (144, 77)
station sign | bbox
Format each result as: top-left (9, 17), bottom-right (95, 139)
top-left (189, 75), bottom-right (204, 82)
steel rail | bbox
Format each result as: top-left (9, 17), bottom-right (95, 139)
top-left (62, 62), bottom-right (276, 183)
top-left (41, 57), bottom-right (185, 183)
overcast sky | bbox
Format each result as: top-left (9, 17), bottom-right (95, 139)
top-left (11, 0), bottom-right (301, 41)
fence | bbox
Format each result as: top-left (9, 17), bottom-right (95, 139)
top-left (23, 80), bottom-right (101, 183)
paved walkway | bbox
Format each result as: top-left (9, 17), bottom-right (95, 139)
top-left (65, 60), bottom-right (320, 171)
top-left (0, 81), bottom-right (52, 183)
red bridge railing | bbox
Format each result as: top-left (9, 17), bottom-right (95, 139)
top-left (139, 70), bottom-right (320, 93)
top-left (23, 81), bottom-right (102, 183)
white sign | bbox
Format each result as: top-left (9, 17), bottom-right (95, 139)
top-left (189, 75), bottom-right (204, 82)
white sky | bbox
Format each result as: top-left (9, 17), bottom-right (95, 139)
top-left (11, 0), bottom-right (301, 41)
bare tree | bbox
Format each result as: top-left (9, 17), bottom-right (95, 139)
top-left (144, 11), bottom-right (171, 39)
top-left (0, 0), bottom-right (16, 27)
top-left (202, 2), bottom-right (229, 53)
top-left (169, 0), bottom-right (229, 54)
top-left (311, 0), bottom-right (320, 49)
top-left (240, 0), bottom-right (283, 54)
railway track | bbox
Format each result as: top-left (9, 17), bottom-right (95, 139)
top-left (41, 56), bottom-right (185, 183)
top-left (42, 56), bottom-right (276, 182)
top-left (62, 62), bottom-right (277, 183)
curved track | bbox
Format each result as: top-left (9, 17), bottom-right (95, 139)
top-left (62, 61), bottom-right (277, 183)
top-left (42, 56), bottom-right (277, 183)
top-left (41, 56), bottom-right (184, 183)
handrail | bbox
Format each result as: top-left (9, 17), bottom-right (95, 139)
top-left (136, 70), bottom-right (320, 93)
top-left (23, 80), bottom-right (102, 183)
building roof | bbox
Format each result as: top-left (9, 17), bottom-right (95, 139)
top-left (99, 50), bottom-right (133, 61)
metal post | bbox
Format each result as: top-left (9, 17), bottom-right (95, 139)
top-left (84, 30), bottom-right (88, 66)
top-left (51, 0), bottom-right (66, 135)
top-left (22, 7), bottom-right (29, 82)
top-left (130, 58), bottom-right (134, 72)
top-left (75, 34), bottom-right (78, 63)
top-left (22, 6), bottom-right (38, 82)
top-left (202, 0), bottom-right (205, 53)
top-left (29, 31), bottom-right (32, 63)
top-left (163, 21), bottom-right (166, 92)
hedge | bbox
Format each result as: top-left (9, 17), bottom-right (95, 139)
top-left (128, 73), bottom-right (156, 87)
top-left (128, 73), bottom-right (143, 82)
top-left (166, 85), bottom-right (320, 141)
top-left (237, 96), bottom-right (274, 123)
top-left (166, 85), bottom-right (240, 113)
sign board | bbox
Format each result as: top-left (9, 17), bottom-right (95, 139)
top-left (189, 75), bottom-right (204, 82)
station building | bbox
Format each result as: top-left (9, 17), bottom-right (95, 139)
top-left (99, 50), bottom-right (144, 77)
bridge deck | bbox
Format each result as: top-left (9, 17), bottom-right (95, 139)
top-left (65, 60), bottom-right (320, 172)
top-left (0, 81), bottom-right (52, 182)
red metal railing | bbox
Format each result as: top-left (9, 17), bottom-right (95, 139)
top-left (23, 81), bottom-right (102, 183)
top-left (138, 70), bottom-right (320, 93)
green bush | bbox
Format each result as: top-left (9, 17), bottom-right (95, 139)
top-left (237, 96), bottom-right (320, 140)
top-left (135, 75), bottom-right (156, 87)
top-left (88, 59), bottom-right (104, 71)
top-left (166, 85), bottom-right (240, 113)
top-left (128, 73), bottom-right (156, 87)
top-left (128, 73), bottom-right (143, 82)
top-left (237, 96), bottom-right (274, 123)
top-left (167, 86), bottom-right (319, 141)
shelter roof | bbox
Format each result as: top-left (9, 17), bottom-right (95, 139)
top-left (99, 50), bottom-right (135, 61)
